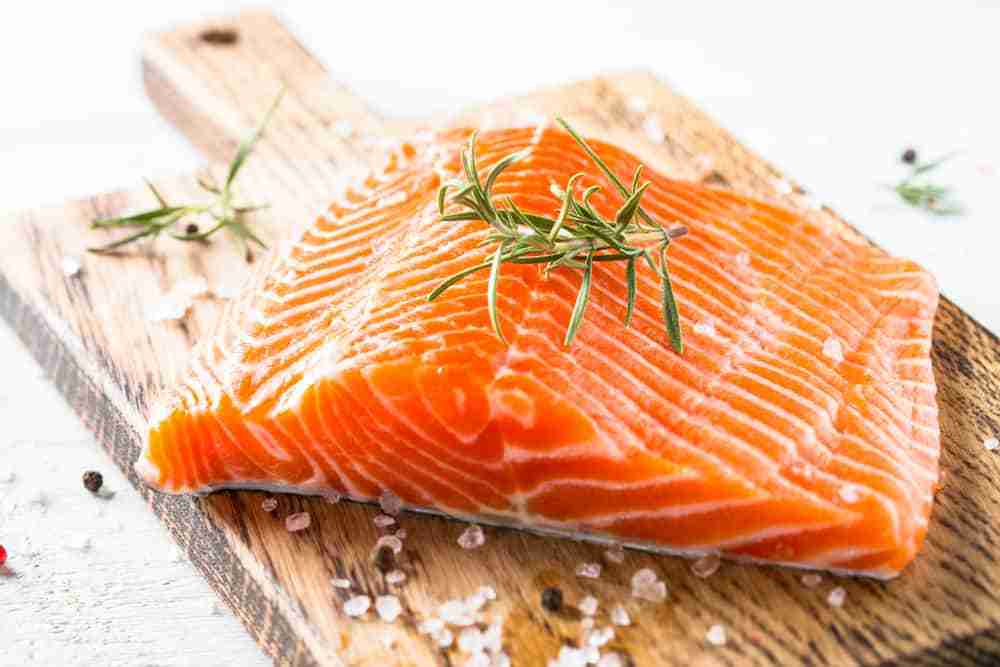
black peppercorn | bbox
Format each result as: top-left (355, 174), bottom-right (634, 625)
top-left (82, 470), bottom-right (103, 493)
top-left (541, 586), bottom-right (563, 612)
top-left (186, 223), bottom-right (199, 235)
top-left (901, 148), bottom-right (917, 165)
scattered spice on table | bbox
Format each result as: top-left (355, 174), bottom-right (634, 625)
top-left (82, 470), bottom-right (103, 493)
top-left (541, 586), bottom-right (563, 612)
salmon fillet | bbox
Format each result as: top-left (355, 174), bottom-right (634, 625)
top-left (137, 126), bottom-right (940, 578)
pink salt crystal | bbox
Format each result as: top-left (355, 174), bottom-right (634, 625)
top-left (261, 498), bottom-right (278, 512)
top-left (576, 562), bottom-right (602, 579)
top-left (374, 513), bottom-right (396, 528)
top-left (691, 553), bottom-right (721, 579)
top-left (380, 490), bottom-right (402, 515)
top-left (285, 512), bottom-right (311, 532)
top-left (458, 525), bottom-right (485, 549)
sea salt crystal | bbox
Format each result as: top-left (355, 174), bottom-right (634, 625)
top-left (801, 573), bottom-right (823, 588)
top-left (552, 645), bottom-right (589, 667)
top-left (375, 535), bottom-right (404, 555)
top-left (60, 256), bottom-right (81, 277)
top-left (604, 546), bottom-right (625, 564)
top-left (581, 617), bottom-right (594, 631)
top-left (626, 96), bottom-right (649, 113)
top-left (374, 513), bottom-right (396, 528)
top-left (261, 498), bottom-right (278, 512)
top-left (375, 595), bottom-right (403, 622)
top-left (828, 586), bottom-right (847, 608)
top-left (706, 624), bottom-right (727, 646)
top-left (631, 568), bottom-right (667, 602)
top-left (439, 599), bottom-right (475, 626)
top-left (576, 562), bottom-right (602, 579)
top-left (477, 585), bottom-right (497, 601)
top-left (379, 490), bottom-right (402, 515)
top-left (610, 604), bottom-right (631, 627)
top-left (438, 628), bottom-right (454, 648)
top-left (465, 591), bottom-right (489, 612)
top-left (823, 337), bottom-right (844, 363)
top-left (482, 621), bottom-right (503, 654)
top-left (418, 617), bottom-right (444, 635)
top-left (772, 178), bottom-right (793, 195)
top-left (735, 251), bottom-right (751, 267)
top-left (385, 570), bottom-right (406, 585)
top-left (285, 512), bottom-right (311, 532)
top-left (343, 595), bottom-right (371, 617)
top-left (691, 554), bottom-right (721, 578)
top-left (839, 485), bottom-right (861, 504)
top-left (458, 627), bottom-right (485, 653)
top-left (332, 578), bottom-right (352, 589)
top-left (334, 119), bottom-right (354, 139)
top-left (693, 321), bottom-right (716, 337)
top-left (578, 595), bottom-right (599, 616)
top-left (597, 652), bottom-right (625, 667)
top-left (984, 437), bottom-right (999, 451)
top-left (587, 626), bottom-right (615, 647)
top-left (495, 652), bottom-right (512, 667)
top-left (458, 525), bottom-right (486, 549)
top-left (464, 652), bottom-right (490, 667)
top-left (642, 116), bottom-right (665, 143)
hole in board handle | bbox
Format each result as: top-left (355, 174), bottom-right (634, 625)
top-left (199, 28), bottom-right (239, 45)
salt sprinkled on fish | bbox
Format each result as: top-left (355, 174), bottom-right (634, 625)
top-left (285, 512), bottom-right (311, 532)
top-left (706, 624), bottom-right (727, 646)
top-left (458, 524), bottom-right (485, 549)
top-left (838, 485), bottom-right (861, 504)
top-left (60, 256), bottom-right (82, 278)
top-left (827, 586), bottom-right (847, 607)
top-left (823, 337), bottom-right (845, 363)
top-left (610, 604), bottom-right (631, 627)
top-left (642, 116), bottom-right (665, 143)
top-left (343, 595), bottom-right (371, 617)
top-left (691, 553), bottom-right (721, 578)
top-left (375, 594), bottom-right (403, 622)
top-left (578, 595), bottom-right (599, 616)
top-left (380, 490), bottom-right (402, 515)
top-left (576, 562), bottom-right (602, 579)
top-left (801, 573), bottom-right (823, 588)
top-left (693, 321), bottom-right (716, 337)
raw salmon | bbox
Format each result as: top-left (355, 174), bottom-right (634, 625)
top-left (137, 125), bottom-right (940, 578)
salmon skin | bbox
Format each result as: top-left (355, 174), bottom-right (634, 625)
top-left (138, 125), bottom-right (940, 579)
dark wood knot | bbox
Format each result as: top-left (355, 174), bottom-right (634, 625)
top-left (199, 28), bottom-right (239, 46)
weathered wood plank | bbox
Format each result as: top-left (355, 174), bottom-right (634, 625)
top-left (1, 9), bottom-right (999, 666)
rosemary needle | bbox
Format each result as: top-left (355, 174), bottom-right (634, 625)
top-left (429, 118), bottom-right (687, 352)
top-left (889, 151), bottom-right (963, 216)
top-left (89, 88), bottom-right (285, 258)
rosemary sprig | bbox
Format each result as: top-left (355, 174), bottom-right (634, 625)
top-left (89, 89), bottom-right (285, 258)
top-left (429, 117), bottom-right (687, 352)
top-left (890, 151), bottom-right (963, 216)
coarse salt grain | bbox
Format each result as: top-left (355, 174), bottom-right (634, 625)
top-left (477, 585), bottom-right (497, 602)
top-left (60, 256), bottom-right (82, 277)
top-left (374, 513), bottom-right (396, 528)
top-left (642, 115), bottom-right (665, 143)
top-left (581, 617), bottom-right (595, 631)
top-left (839, 485), bottom-right (861, 504)
top-left (482, 621), bottom-right (503, 653)
top-left (626, 96), bottom-right (648, 113)
top-left (385, 570), bottom-right (406, 585)
top-left (464, 652), bottom-right (490, 667)
top-left (458, 524), bottom-right (485, 549)
top-left (551, 645), bottom-right (588, 667)
top-left (285, 512), bottom-right (311, 532)
top-left (261, 498), bottom-right (278, 512)
top-left (332, 578), bottom-right (352, 589)
top-left (691, 553), bottom-right (721, 578)
top-left (576, 562), bottom-right (602, 579)
top-left (343, 595), bottom-right (370, 617)
top-left (827, 586), bottom-right (847, 607)
top-left (631, 568), bottom-right (668, 603)
top-left (379, 490), bottom-right (402, 515)
top-left (801, 573), bottom-right (823, 588)
top-left (604, 546), bottom-right (625, 564)
top-left (438, 628), bottom-right (454, 648)
top-left (735, 251), bottom-right (751, 267)
top-left (693, 321), bottom-right (716, 337)
top-left (418, 617), bottom-right (444, 634)
top-left (706, 624), bottom-right (727, 646)
top-left (458, 627), bottom-right (485, 653)
top-left (611, 604), bottom-right (631, 626)
top-left (823, 337), bottom-right (844, 363)
top-left (578, 595), bottom-right (599, 616)
top-left (439, 599), bottom-right (475, 627)
top-left (597, 653), bottom-right (625, 667)
top-left (375, 595), bottom-right (403, 622)
top-left (375, 535), bottom-right (404, 555)
top-left (465, 591), bottom-right (488, 612)
top-left (587, 626), bottom-right (615, 647)
top-left (984, 437), bottom-right (999, 451)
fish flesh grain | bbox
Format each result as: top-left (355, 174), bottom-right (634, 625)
top-left (137, 126), bottom-right (940, 579)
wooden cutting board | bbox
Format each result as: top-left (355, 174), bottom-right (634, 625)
top-left (3, 10), bottom-right (999, 666)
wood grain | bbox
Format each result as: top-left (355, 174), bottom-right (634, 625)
top-left (1, 9), bottom-right (998, 666)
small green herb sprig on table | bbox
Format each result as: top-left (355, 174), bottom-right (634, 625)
top-left (890, 148), bottom-right (963, 216)
top-left (89, 90), bottom-right (284, 259)
top-left (430, 117), bottom-right (688, 352)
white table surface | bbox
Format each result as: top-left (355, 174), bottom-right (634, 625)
top-left (1, 1), bottom-right (997, 665)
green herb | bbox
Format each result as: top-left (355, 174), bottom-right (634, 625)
top-left (428, 117), bottom-right (687, 352)
top-left (890, 151), bottom-right (963, 216)
top-left (89, 89), bottom-right (285, 258)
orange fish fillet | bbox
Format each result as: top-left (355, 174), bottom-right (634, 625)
top-left (138, 126), bottom-right (940, 578)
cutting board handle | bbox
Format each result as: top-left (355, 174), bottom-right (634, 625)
top-left (142, 9), bottom-right (384, 167)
